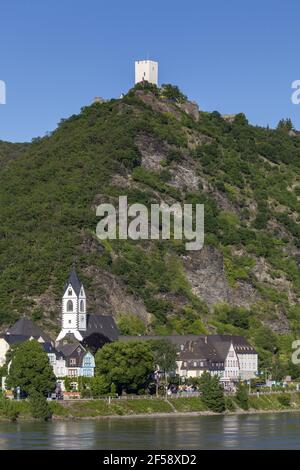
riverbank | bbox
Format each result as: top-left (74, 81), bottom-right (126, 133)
top-left (1, 393), bottom-right (300, 421)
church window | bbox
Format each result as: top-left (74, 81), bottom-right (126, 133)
top-left (67, 300), bottom-right (73, 312)
top-left (68, 289), bottom-right (72, 296)
top-left (80, 300), bottom-right (84, 312)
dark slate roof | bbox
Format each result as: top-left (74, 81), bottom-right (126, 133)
top-left (2, 334), bottom-right (31, 345)
top-left (57, 341), bottom-right (85, 357)
top-left (6, 318), bottom-right (51, 343)
top-left (64, 266), bottom-right (82, 296)
top-left (57, 342), bottom-right (89, 367)
top-left (204, 335), bottom-right (257, 357)
top-left (118, 335), bottom-right (200, 346)
top-left (204, 336), bottom-right (231, 361)
top-left (42, 342), bottom-right (60, 357)
top-left (119, 334), bottom-right (257, 359)
top-left (82, 314), bottom-right (119, 341)
top-left (212, 335), bottom-right (257, 354)
top-left (180, 339), bottom-right (223, 362)
top-left (179, 339), bottom-right (224, 371)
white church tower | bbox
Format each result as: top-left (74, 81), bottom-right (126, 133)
top-left (135, 60), bottom-right (158, 86)
top-left (56, 266), bottom-right (87, 342)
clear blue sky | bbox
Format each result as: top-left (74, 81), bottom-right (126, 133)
top-left (1, 0), bottom-right (300, 142)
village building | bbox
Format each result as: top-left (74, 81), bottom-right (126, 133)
top-left (176, 338), bottom-right (224, 379)
top-left (55, 342), bottom-right (95, 378)
top-left (56, 266), bottom-right (118, 352)
top-left (0, 266), bottom-right (258, 390)
top-left (0, 317), bottom-right (52, 366)
top-left (120, 333), bottom-right (258, 383)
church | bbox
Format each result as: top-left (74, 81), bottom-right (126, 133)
top-left (56, 266), bottom-right (119, 353)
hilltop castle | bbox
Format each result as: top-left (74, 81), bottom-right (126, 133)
top-left (135, 59), bottom-right (158, 86)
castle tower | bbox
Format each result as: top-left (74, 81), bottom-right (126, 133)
top-left (56, 266), bottom-right (87, 342)
top-left (135, 60), bottom-right (158, 86)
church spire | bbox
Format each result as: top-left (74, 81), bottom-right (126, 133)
top-left (56, 265), bottom-right (87, 343)
top-left (64, 265), bottom-right (82, 297)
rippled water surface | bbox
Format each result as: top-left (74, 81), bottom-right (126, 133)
top-left (0, 413), bottom-right (299, 449)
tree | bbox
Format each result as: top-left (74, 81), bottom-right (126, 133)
top-left (277, 118), bottom-right (294, 132)
top-left (117, 313), bottom-right (146, 335)
top-left (95, 341), bottom-right (154, 394)
top-left (199, 372), bottom-right (225, 413)
top-left (254, 326), bottom-right (278, 353)
top-left (149, 339), bottom-right (178, 394)
top-left (90, 376), bottom-right (110, 397)
top-left (28, 390), bottom-right (52, 421)
top-left (161, 84), bottom-right (187, 102)
top-left (6, 340), bottom-right (56, 396)
top-left (235, 381), bottom-right (249, 410)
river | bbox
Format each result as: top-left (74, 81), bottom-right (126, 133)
top-left (0, 412), bottom-right (299, 449)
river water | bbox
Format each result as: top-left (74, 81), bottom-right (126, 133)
top-left (0, 412), bottom-right (299, 449)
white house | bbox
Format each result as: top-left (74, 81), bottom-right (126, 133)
top-left (0, 317), bottom-right (52, 366)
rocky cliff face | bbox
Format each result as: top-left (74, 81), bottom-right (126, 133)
top-left (0, 84), bottom-right (300, 360)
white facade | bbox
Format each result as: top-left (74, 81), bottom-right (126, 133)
top-left (51, 356), bottom-right (66, 378)
top-left (237, 352), bottom-right (258, 380)
top-left (0, 338), bottom-right (10, 367)
top-left (222, 343), bottom-right (240, 382)
top-left (135, 60), bottom-right (158, 86)
top-left (176, 340), bottom-right (258, 383)
top-left (56, 278), bottom-right (87, 342)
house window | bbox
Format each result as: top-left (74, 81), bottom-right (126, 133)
top-left (70, 358), bottom-right (76, 366)
top-left (84, 356), bottom-right (91, 366)
top-left (67, 300), bottom-right (73, 312)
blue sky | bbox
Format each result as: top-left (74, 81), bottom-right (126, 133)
top-left (0, 0), bottom-right (300, 142)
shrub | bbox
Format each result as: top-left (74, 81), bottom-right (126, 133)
top-left (277, 393), bottom-right (291, 407)
top-left (28, 391), bottom-right (52, 421)
top-left (0, 394), bottom-right (19, 422)
top-left (235, 382), bottom-right (249, 410)
top-left (199, 372), bottom-right (225, 413)
top-left (225, 396), bottom-right (236, 411)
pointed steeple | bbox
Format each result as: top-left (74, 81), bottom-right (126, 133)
top-left (64, 265), bottom-right (82, 296)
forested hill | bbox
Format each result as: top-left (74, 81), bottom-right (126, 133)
top-left (1, 82), bottom-right (300, 377)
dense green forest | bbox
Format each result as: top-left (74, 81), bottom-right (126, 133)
top-left (1, 82), bottom-right (300, 377)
